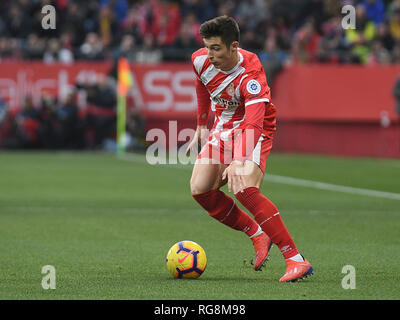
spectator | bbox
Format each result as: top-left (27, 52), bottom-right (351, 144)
top-left (387, 0), bottom-right (400, 17)
top-left (97, 4), bottom-right (118, 48)
top-left (217, 0), bottom-right (235, 17)
top-left (317, 16), bottom-right (346, 63)
top-left (126, 107), bottom-right (147, 152)
top-left (99, 0), bottom-right (129, 26)
top-left (135, 0), bottom-right (160, 38)
top-left (394, 75), bottom-right (400, 122)
top-left (59, 1), bottom-right (87, 47)
top-left (296, 0), bottom-right (325, 34)
top-left (376, 23), bottom-right (395, 52)
top-left (15, 95), bottom-right (41, 148)
top-left (367, 39), bottom-right (392, 65)
top-left (181, 12), bottom-right (203, 45)
top-left (135, 34), bottom-right (162, 63)
top-left (23, 33), bottom-right (46, 60)
top-left (165, 22), bottom-right (199, 61)
top-left (235, 0), bottom-right (268, 31)
top-left (323, 0), bottom-right (342, 19)
top-left (119, 7), bottom-right (144, 46)
top-left (362, 0), bottom-right (385, 25)
top-left (393, 43), bottom-right (400, 63)
top-left (344, 4), bottom-right (377, 64)
top-left (58, 32), bottom-right (75, 63)
top-left (0, 96), bottom-right (8, 142)
top-left (259, 36), bottom-right (287, 65)
top-left (113, 34), bottom-right (136, 62)
top-left (78, 32), bottom-right (105, 60)
top-left (77, 75), bottom-right (116, 148)
top-left (241, 29), bottom-right (263, 51)
top-left (269, 18), bottom-right (291, 52)
top-left (292, 18), bottom-right (321, 63)
top-left (258, 36), bottom-right (287, 87)
top-left (180, 0), bottom-right (216, 23)
top-left (43, 38), bottom-right (66, 64)
top-left (389, 8), bottom-right (400, 41)
top-left (38, 92), bottom-right (58, 148)
top-left (0, 96), bottom-right (6, 123)
top-left (4, 3), bottom-right (32, 38)
top-left (153, 0), bottom-right (182, 47)
top-left (0, 97), bottom-right (19, 149)
top-left (55, 91), bottom-right (82, 149)
top-left (0, 38), bottom-right (14, 61)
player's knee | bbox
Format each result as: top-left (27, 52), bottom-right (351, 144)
top-left (190, 178), bottom-right (211, 196)
top-left (190, 163), bottom-right (224, 195)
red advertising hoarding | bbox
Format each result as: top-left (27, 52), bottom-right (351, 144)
top-left (1, 61), bottom-right (399, 157)
top-left (0, 61), bottom-right (197, 117)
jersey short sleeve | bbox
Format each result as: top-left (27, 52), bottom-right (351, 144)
top-left (240, 71), bottom-right (270, 108)
top-left (191, 49), bottom-right (211, 125)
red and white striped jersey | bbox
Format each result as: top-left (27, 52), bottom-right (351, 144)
top-left (191, 47), bottom-right (276, 136)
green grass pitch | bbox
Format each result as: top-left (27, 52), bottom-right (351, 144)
top-left (0, 151), bottom-right (399, 300)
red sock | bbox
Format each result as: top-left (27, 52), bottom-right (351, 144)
top-left (192, 189), bottom-right (260, 237)
top-left (235, 187), bottom-right (299, 259)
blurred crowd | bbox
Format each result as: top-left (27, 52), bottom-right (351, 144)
top-left (1, 0), bottom-right (400, 150)
top-left (0, 0), bottom-right (399, 65)
top-left (0, 73), bottom-right (147, 150)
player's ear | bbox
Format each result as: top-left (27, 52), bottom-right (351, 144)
top-left (230, 41), bottom-right (239, 52)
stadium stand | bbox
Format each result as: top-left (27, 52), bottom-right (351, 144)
top-left (0, 0), bottom-right (399, 65)
top-left (0, 0), bottom-right (399, 154)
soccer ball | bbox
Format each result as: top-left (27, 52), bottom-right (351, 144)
top-left (165, 240), bottom-right (207, 279)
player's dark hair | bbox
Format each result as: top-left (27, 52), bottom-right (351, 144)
top-left (199, 16), bottom-right (240, 48)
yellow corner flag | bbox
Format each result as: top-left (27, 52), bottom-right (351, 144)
top-left (117, 57), bottom-right (133, 154)
top-left (117, 57), bottom-right (133, 96)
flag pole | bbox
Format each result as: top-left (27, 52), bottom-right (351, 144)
top-left (116, 57), bottom-right (133, 155)
top-left (116, 94), bottom-right (126, 155)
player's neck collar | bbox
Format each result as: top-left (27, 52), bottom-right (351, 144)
top-left (218, 50), bottom-right (243, 74)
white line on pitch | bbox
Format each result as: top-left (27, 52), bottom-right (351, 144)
top-left (265, 174), bottom-right (400, 201)
top-left (117, 153), bottom-right (400, 201)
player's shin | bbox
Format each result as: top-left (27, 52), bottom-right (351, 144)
top-left (193, 189), bottom-right (271, 271)
top-left (192, 189), bottom-right (260, 237)
top-left (235, 187), bottom-right (299, 259)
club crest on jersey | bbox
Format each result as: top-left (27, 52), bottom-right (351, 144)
top-left (246, 79), bottom-right (261, 95)
top-left (226, 83), bottom-right (235, 96)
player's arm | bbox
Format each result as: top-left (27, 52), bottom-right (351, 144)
top-left (222, 101), bottom-right (266, 193)
top-left (185, 73), bottom-right (211, 155)
top-left (233, 73), bottom-right (270, 163)
top-left (195, 77), bottom-right (210, 126)
top-left (232, 101), bottom-right (265, 163)
top-left (223, 74), bottom-right (270, 193)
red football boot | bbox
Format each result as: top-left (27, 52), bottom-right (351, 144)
top-left (279, 256), bottom-right (314, 282)
top-left (251, 232), bottom-right (273, 271)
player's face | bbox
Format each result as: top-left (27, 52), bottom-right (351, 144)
top-left (203, 36), bottom-right (239, 71)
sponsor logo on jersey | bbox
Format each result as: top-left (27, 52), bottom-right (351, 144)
top-left (213, 96), bottom-right (240, 108)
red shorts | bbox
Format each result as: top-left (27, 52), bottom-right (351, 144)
top-left (197, 130), bottom-right (274, 173)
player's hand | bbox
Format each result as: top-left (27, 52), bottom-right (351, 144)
top-left (185, 125), bottom-right (209, 156)
top-left (222, 160), bottom-right (246, 194)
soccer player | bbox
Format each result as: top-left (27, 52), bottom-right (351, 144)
top-left (186, 16), bottom-right (313, 282)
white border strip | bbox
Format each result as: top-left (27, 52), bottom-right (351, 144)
top-left (265, 174), bottom-right (400, 201)
top-left (245, 98), bottom-right (270, 107)
top-left (118, 153), bottom-right (400, 201)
